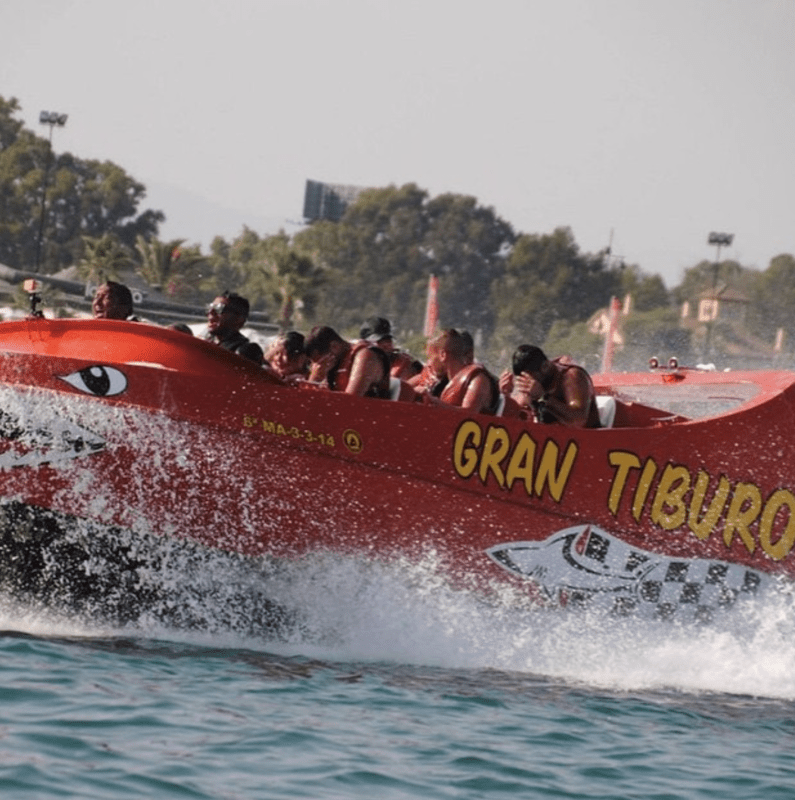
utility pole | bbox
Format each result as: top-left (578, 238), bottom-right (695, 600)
top-left (34, 110), bottom-right (68, 271)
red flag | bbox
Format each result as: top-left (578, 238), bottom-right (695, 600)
top-left (423, 274), bottom-right (439, 338)
top-left (601, 296), bottom-right (622, 373)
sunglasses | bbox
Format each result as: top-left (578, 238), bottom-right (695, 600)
top-left (207, 302), bottom-right (233, 316)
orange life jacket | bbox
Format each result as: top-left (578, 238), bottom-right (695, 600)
top-left (440, 363), bottom-right (500, 415)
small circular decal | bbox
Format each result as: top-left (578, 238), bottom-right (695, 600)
top-left (343, 429), bottom-right (364, 454)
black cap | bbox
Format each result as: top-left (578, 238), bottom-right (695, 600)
top-left (360, 316), bottom-right (393, 342)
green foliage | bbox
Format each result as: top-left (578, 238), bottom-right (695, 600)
top-left (201, 228), bottom-right (325, 328)
top-left (490, 227), bottom-right (622, 355)
top-left (747, 254), bottom-right (795, 346)
top-left (619, 266), bottom-right (670, 312)
top-left (77, 233), bottom-right (133, 283)
top-left (543, 320), bottom-right (604, 374)
top-left (135, 236), bottom-right (207, 302)
top-left (294, 184), bottom-right (515, 340)
top-left (0, 94), bottom-right (163, 273)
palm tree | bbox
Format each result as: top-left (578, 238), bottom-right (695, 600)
top-left (77, 233), bottom-right (133, 284)
top-left (135, 236), bottom-right (207, 301)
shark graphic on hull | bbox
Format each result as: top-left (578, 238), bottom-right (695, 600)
top-left (487, 525), bottom-right (772, 623)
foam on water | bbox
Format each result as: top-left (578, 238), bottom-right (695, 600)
top-left (259, 549), bottom-right (795, 699)
top-left (3, 543), bottom-right (794, 701)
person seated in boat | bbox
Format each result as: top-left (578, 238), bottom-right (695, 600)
top-left (92, 281), bottom-right (137, 321)
top-left (263, 330), bottom-right (309, 382)
top-left (303, 325), bottom-right (398, 399)
top-left (359, 316), bottom-right (422, 380)
top-left (500, 344), bottom-right (600, 428)
top-left (204, 291), bottom-right (264, 364)
top-left (420, 329), bottom-right (500, 415)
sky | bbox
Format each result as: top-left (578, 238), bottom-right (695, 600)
top-left (2, 0), bottom-right (793, 287)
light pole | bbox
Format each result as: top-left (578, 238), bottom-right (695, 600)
top-left (35, 110), bottom-right (68, 271)
top-left (708, 231), bottom-right (734, 270)
top-left (704, 231), bottom-right (734, 359)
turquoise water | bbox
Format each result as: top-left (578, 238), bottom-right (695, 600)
top-left (2, 553), bottom-right (795, 799)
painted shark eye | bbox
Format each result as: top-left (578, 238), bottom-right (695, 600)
top-left (59, 366), bottom-right (128, 397)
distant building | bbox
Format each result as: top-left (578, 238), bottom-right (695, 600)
top-left (686, 286), bottom-right (750, 324)
top-left (303, 179), bottom-right (369, 222)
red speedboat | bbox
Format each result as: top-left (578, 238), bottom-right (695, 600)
top-left (1, 317), bottom-right (793, 626)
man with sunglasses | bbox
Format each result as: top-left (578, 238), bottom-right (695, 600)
top-left (204, 291), bottom-right (263, 364)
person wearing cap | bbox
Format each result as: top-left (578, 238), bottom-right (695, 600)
top-left (359, 316), bottom-right (422, 380)
top-left (204, 291), bottom-right (264, 364)
top-left (264, 330), bottom-right (309, 382)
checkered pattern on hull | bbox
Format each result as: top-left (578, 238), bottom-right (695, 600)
top-left (487, 525), bottom-right (769, 623)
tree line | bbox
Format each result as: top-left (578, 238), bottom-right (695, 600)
top-left (1, 94), bottom-right (793, 370)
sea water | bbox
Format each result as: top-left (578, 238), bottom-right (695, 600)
top-left (2, 550), bottom-right (795, 800)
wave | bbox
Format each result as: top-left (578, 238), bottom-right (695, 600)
top-left (2, 538), bottom-right (795, 701)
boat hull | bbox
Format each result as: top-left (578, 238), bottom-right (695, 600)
top-left (1, 318), bottom-right (794, 623)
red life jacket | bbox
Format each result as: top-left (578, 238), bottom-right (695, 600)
top-left (329, 341), bottom-right (391, 399)
top-left (389, 350), bottom-right (421, 380)
top-left (440, 363), bottom-right (500, 415)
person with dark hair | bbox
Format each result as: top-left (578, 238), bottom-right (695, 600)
top-left (501, 344), bottom-right (601, 428)
top-left (264, 330), bottom-right (308, 381)
top-left (204, 291), bottom-right (263, 364)
top-left (169, 322), bottom-right (193, 335)
top-left (304, 325), bottom-right (392, 398)
top-left (421, 329), bottom-right (500, 415)
top-left (92, 281), bottom-right (135, 320)
top-left (359, 316), bottom-right (422, 380)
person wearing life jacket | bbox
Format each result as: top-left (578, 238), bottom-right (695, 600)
top-left (359, 316), bottom-right (422, 381)
top-left (420, 329), bottom-right (500, 415)
top-left (304, 325), bottom-right (393, 399)
top-left (204, 291), bottom-right (264, 365)
top-left (501, 344), bottom-right (601, 428)
top-left (408, 360), bottom-right (447, 397)
top-left (264, 330), bottom-right (309, 383)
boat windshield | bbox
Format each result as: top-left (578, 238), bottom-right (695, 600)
top-left (613, 381), bottom-right (761, 421)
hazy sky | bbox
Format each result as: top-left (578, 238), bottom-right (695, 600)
top-left (3, 0), bottom-right (793, 286)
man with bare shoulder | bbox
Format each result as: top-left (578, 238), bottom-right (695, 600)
top-left (303, 325), bottom-right (392, 398)
top-left (421, 329), bottom-right (500, 415)
top-left (501, 345), bottom-right (600, 428)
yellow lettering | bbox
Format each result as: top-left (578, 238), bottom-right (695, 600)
top-left (723, 482), bottom-right (761, 554)
top-left (243, 415), bottom-right (257, 428)
top-left (534, 440), bottom-right (578, 503)
top-left (262, 420), bottom-right (275, 433)
top-left (632, 458), bottom-right (658, 522)
top-left (505, 432), bottom-right (537, 496)
top-left (276, 423), bottom-right (287, 436)
top-left (607, 451), bottom-right (642, 515)
top-left (688, 471), bottom-right (731, 540)
top-left (651, 464), bottom-right (691, 530)
top-left (478, 426), bottom-right (510, 488)
top-left (453, 420), bottom-right (481, 479)
top-left (759, 489), bottom-right (795, 561)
